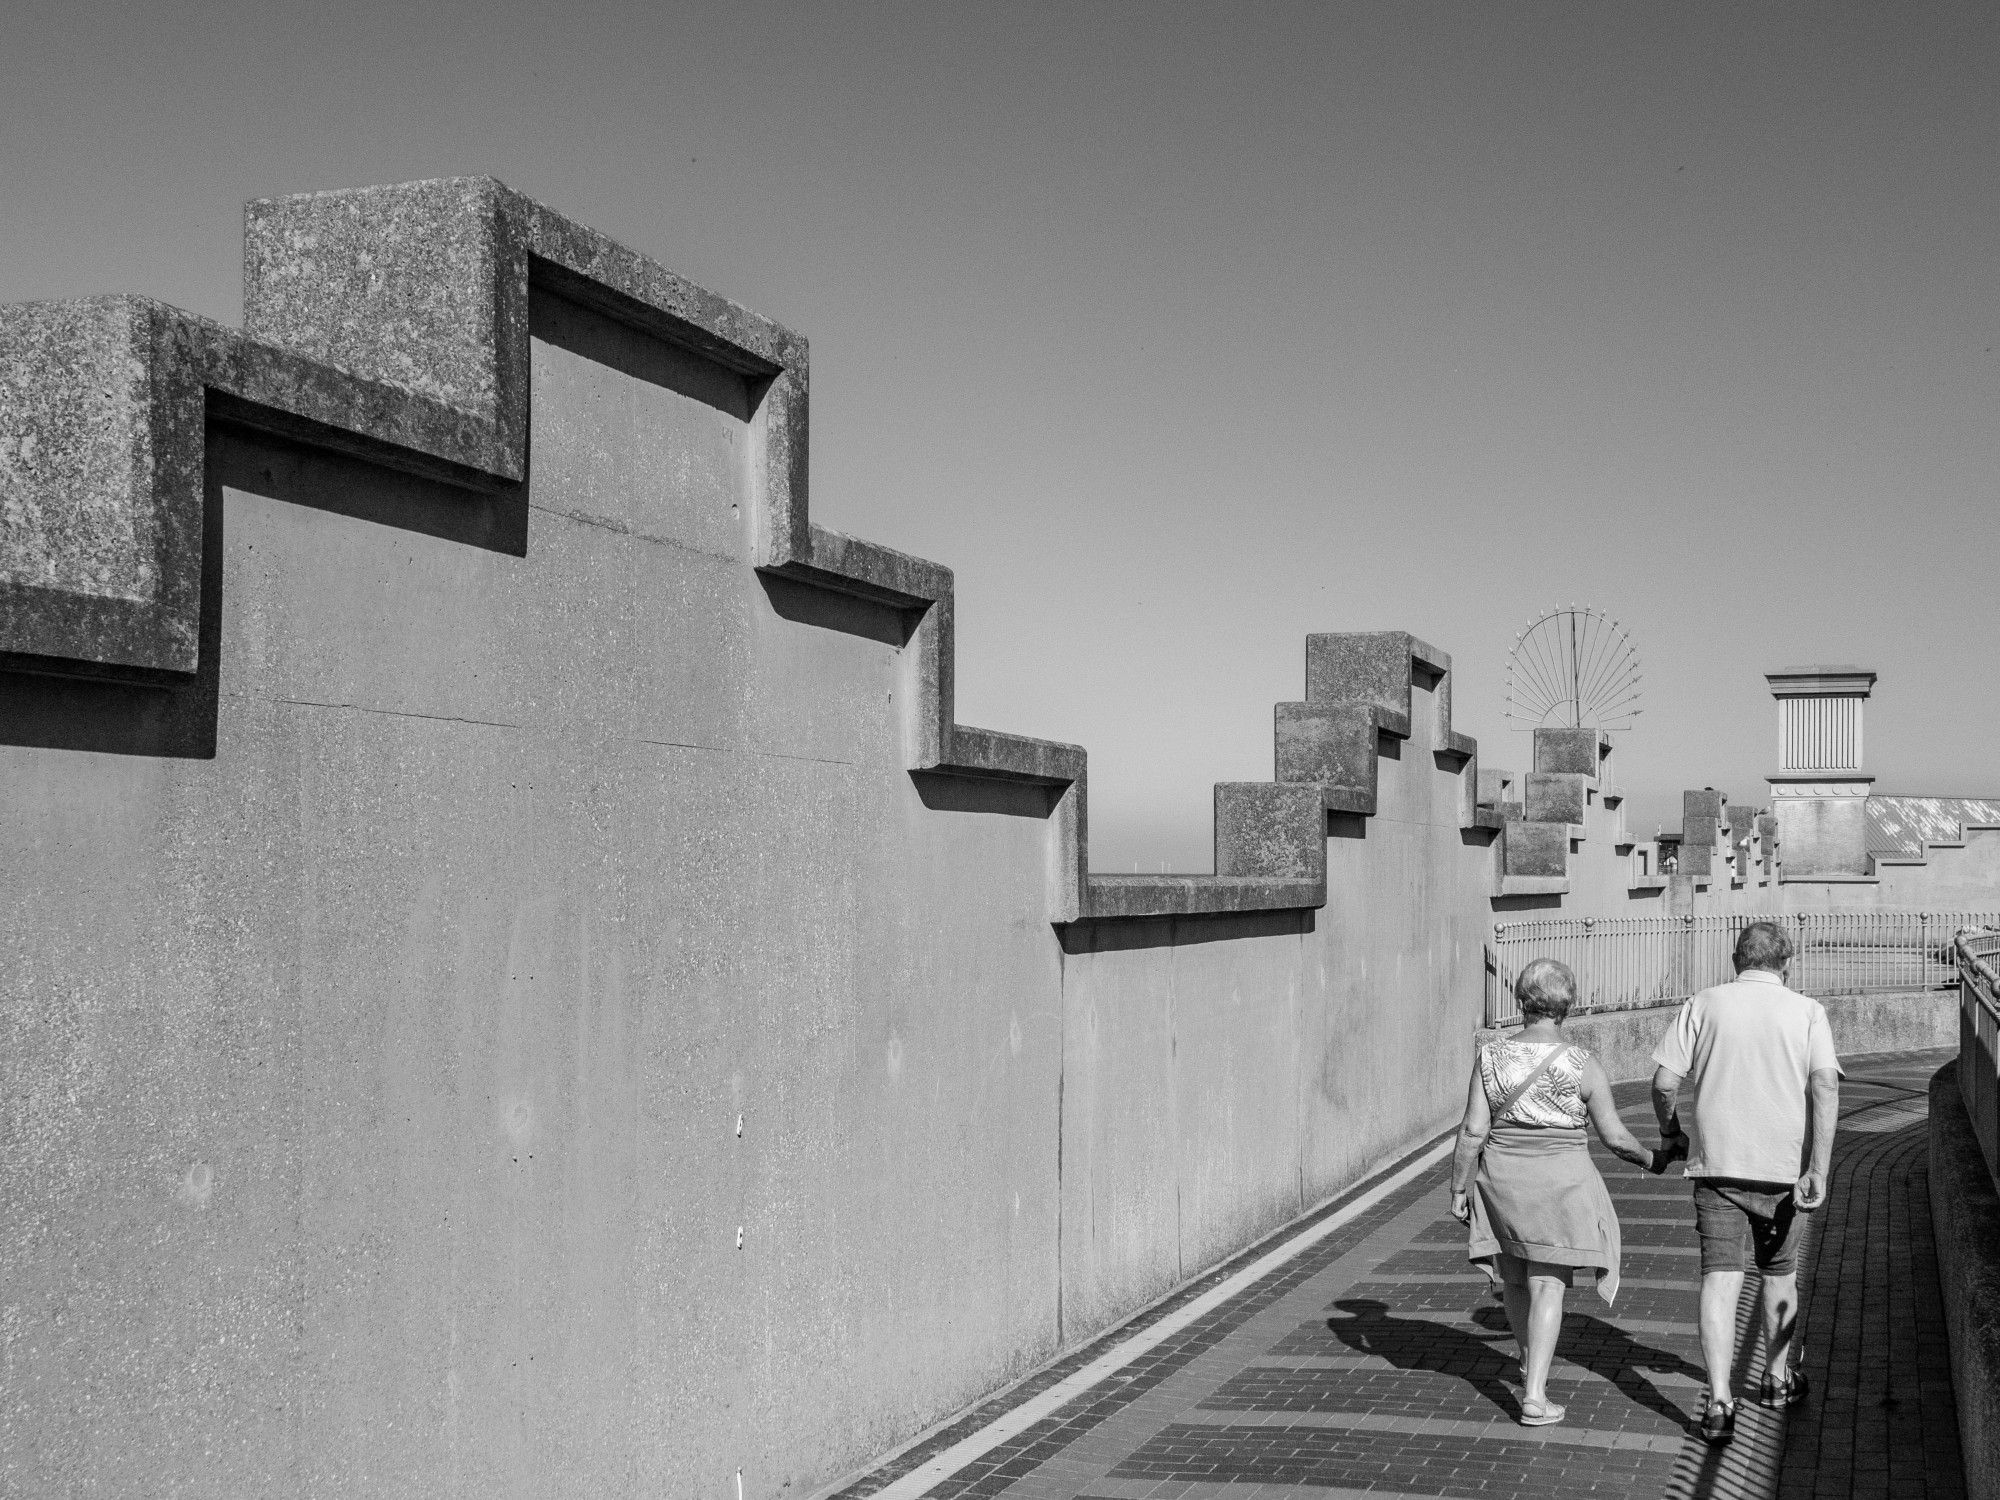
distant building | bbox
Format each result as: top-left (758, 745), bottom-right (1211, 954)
top-left (1766, 668), bottom-right (2000, 880)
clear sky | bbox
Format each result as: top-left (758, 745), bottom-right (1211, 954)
top-left (5, 2), bottom-right (1995, 870)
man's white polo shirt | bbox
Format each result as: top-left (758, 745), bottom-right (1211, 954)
top-left (1652, 968), bottom-right (1842, 1184)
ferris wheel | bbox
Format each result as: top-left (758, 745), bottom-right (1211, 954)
top-left (1504, 605), bottom-right (1642, 732)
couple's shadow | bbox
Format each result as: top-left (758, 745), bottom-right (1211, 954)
top-left (1327, 1297), bottom-right (1701, 1428)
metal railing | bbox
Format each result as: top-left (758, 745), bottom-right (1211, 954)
top-left (1487, 910), bottom-right (2000, 1027)
top-left (1956, 930), bottom-right (2000, 1191)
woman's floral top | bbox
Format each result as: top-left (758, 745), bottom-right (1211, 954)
top-left (1480, 1039), bottom-right (1589, 1128)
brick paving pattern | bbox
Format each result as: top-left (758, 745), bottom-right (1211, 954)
top-left (1779, 1052), bottom-right (1964, 1500)
top-left (835, 1048), bottom-right (1964, 1500)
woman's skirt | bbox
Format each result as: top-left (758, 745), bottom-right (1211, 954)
top-left (1467, 1125), bottom-right (1622, 1304)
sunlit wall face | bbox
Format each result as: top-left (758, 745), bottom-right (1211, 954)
top-left (6, 1), bottom-right (1996, 870)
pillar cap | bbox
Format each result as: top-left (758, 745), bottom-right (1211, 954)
top-left (1767, 667), bottom-right (1875, 698)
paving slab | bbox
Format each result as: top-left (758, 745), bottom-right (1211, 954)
top-left (832, 1049), bottom-right (1963, 1500)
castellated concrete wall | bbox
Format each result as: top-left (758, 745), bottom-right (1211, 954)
top-left (1, 188), bottom-right (1491, 1499)
top-left (1060, 685), bottom-right (1488, 1336)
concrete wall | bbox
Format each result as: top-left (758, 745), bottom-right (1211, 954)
top-left (2, 210), bottom-right (1493, 1497)
top-left (1788, 830), bottom-right (2000, 914)
top-left (1061, 673), bottom-right (1489, 1332)
top-left (1930, 1062), bottom-right (2000, 1500)
top-left (8, 307), bottom-right (1079, 1496)
top-left (1487, 730), bottom-right (1656, 915)
top-left (1501, 989), bottom-right (1961, 1085)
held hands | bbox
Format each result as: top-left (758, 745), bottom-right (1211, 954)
top-left (1450, 1190), bottom-right (1472, 1224)
top-left (1648, 1131), bottom-right (1689, 1176)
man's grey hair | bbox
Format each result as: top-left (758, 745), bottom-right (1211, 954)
top-left (1515, 957), bottom-right (1578, 1021)
top-left (1734, 920), bottom-right (1794, 973)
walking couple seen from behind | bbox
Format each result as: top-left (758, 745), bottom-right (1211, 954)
top-left (1450, 919), bottom-right (1841, 1444)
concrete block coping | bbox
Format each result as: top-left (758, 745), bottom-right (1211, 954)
top-left (1499, 876), bottom-right (1571, 896)
top-left (1, 176), bottom-right (1497, 926)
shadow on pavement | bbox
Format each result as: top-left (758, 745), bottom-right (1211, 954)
top-left (1327, 1297), bottom-right (1701, 1430)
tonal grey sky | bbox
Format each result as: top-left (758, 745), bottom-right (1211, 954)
top-left (6, 2), bottom-right (1995, 870)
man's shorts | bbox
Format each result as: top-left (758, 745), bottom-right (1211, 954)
top-left (1693, 1178), bottom-right (1804, 1275)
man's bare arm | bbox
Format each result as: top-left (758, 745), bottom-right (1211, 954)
top-left (1652, 1065), bottom-right (1685, 1139)
top-left (1797, 1066), bottom-right (1840, 1209)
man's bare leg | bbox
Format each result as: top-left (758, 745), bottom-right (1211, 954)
top-left (1700, 1270), bottom-right (1745, 1404)
top-left (1760, 1271), bottom-right (1800, 1383)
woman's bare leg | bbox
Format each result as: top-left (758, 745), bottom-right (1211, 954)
top-left (1502, 1281), bottom-right (1532, 1368)
top-left (1521, 1271), bottom-right (1567, 1409)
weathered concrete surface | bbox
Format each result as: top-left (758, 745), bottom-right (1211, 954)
top-left (1502, 818), bottom-right (1569, 878)
top-left (1, 280), bottom-right (1496, 1498)
top-left (245, 177), bottom-right (532, 451)
top-left (1930, 1061), bottom-right (2000, 1500)
top-left (1727, 804), bottom-right (1759, 878)
top-left (0, 312), bottom-right (1066, 1497)
top-left (1214, 782), bottom-right (1327, 880)
top-left (1782, 828), bottom-right (2000, 913)
top-left (1273, 701), bottom-right (1379, 810)
top-left (1532, 726), bottom-right (1601, 776)
top-left (1479, 988), bottom-right (1959, 1084)
top-left (1683, 787), bottom-right (1726, 840)
top-left (0, 292), bottom-right (525, 677)
top-left (0, 298), bottom-right (203, 672)
top-left (1677, 787), bottom-right (1727, 880)
top-left (1524, 771), bottom-right (1587, 826)
top-left (1061, 665), bottom-right (1486, 1341)
top-left (1772, 781), bottom-right (1875, 879)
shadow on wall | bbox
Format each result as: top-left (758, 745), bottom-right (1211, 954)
top-left (0, 429), bottom-right (529, 760)
top-left (1057, 907), bottom-right (1314, 955)
top-left (0, 287), bottom-right (779, 764)
top-left (761, 573), bottom-right (915, 648)
top-left (909, 772), bottom-right (1059, 819)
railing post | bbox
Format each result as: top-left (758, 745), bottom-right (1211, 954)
top-left (1486, 923), bottom-right (1504, 1028)
top-left (1582, 917), bottom-right (1595, 1012)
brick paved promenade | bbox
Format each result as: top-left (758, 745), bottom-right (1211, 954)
top-left (838, 1049), bottom-right (1961, 1500)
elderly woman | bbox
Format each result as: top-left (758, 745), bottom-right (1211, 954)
top-left (1451, 958), bottom-right (1681, 1425)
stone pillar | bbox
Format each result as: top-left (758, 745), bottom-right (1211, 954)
top-left (1766, 667), bottom-right (1876, 880)
top-left (1728, 805), bottom-right (1759, 880)
top-left (1680, 788), bottom-right (1726, 879)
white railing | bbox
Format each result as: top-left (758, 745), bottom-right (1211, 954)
top-left (1487, 910), bottom-right (2000, 1027)
top-left (1957, 931), bottom-right (2000, 1191)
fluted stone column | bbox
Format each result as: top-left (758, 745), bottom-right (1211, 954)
top-left (1766, 667), bottom-right (1877, 880)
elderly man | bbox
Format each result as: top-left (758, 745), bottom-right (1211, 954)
top-left (1652, 920), bottom-right (1841, 1445)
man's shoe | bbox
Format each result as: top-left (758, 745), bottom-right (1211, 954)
top-left (1699, 1396), bottom-right (1737, 1445)
top-left (1759, 1369), bottom-right (1808, 1408)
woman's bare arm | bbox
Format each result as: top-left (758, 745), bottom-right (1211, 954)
top-left (1582, 1054), bottom-right (1671, 1172)
top-left (1449, 1058), bottom-right (1491, 1217)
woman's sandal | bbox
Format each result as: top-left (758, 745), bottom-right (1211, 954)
top-left (1519, 1398), bottom-right (1566, 1427)
top-left (1759, 1369), bottom-right (1809, 1408)
top-left (1699, 1395), bottom-right (1737, 1445)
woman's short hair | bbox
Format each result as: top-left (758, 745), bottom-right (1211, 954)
top-left (1514, 958), bottom-right (1578, 1022)
top-left (1734, 920), bottom-right (1794, 972)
